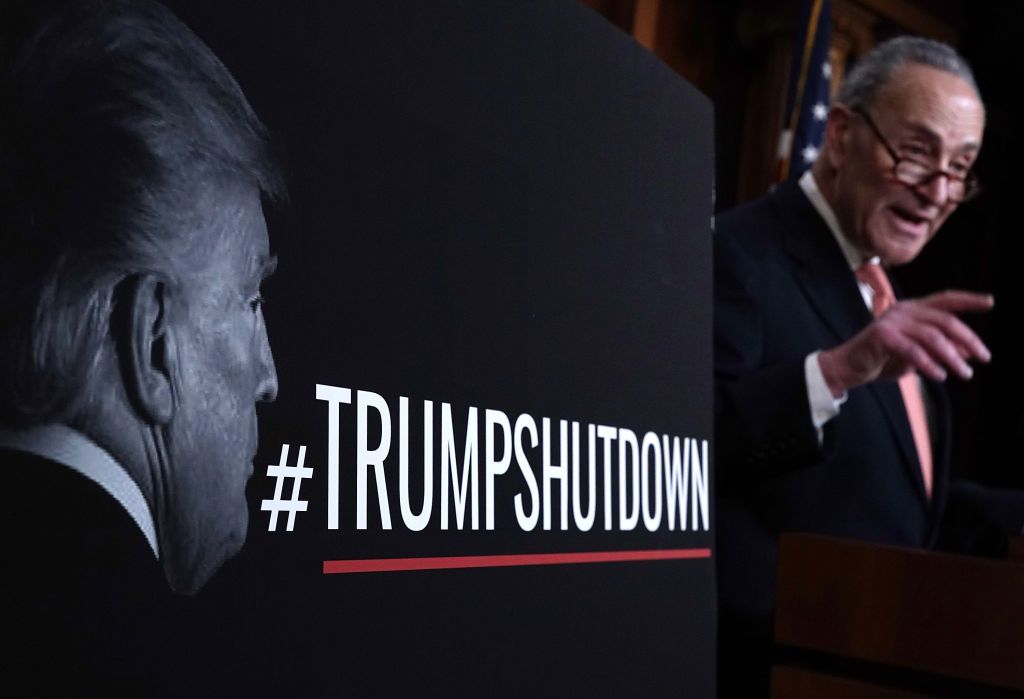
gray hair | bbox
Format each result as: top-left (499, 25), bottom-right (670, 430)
top-left (836, 36), bottom-right (980, 110)
top-left (0, 0), bottom-right (284, 426)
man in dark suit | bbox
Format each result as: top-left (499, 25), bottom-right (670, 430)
top-left (0, 0), bottom-right (282, 691)
top-left (714, 36), bottom-right (1024, 696)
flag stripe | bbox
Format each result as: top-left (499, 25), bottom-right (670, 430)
top-left (778, 0), bottom-right (832, 183)
top-left (781, 0), bottom-right (826, 181)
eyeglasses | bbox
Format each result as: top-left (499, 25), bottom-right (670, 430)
top-left (851, 106), bottom-right (981, 203)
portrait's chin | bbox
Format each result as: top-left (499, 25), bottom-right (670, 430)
top-left (215, 504), bottom-right (251, 574)
top-left (232, 507), bottom-right (250, 556)
top-left (162, 509), bottom-right (250, 596)
top-left (164, 555), bottom-right (217, 596)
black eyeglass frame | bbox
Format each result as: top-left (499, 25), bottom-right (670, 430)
top-left (850, 105), bottom-right (981, 203)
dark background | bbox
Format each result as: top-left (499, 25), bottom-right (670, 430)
top-left (914, 2), bottom-right (1024, 491)
top-left (162, 1), bottom-right (715, 695)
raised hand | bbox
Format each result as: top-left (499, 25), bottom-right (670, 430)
top-left (818, 290), bottom-right (994, 396)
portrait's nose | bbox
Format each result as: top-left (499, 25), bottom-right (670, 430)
top-left (256, 331), bottom-right (278, 403)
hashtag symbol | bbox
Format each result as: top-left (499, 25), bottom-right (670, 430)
top-left (261, 444), bottom-right (314, 532)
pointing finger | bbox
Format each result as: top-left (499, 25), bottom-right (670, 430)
top-left (910, 304), bottom-right (992, 363)
top-left (921, 290), bottom-right (995, 314)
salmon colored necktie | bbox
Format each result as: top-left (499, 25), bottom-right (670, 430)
top-left (855, 261), bottom-right (933, 498)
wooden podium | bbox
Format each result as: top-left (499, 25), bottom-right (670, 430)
top-left (771, 534), bottom-right (1024, 699)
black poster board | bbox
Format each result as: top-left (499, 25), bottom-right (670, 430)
top-left (13, 1), bottom-right (716, 695)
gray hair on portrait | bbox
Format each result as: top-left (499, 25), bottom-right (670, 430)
top-left (836, 35), bottom-right (981, 110)
top-left (0, 0), bottom-right (285, 427)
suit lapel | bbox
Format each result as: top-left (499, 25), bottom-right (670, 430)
top-left (775, 183), bottom-right (871, 345)
top-left (867, 379), bottom-right (929, 505)
top-left (923, 378), bottom-right (952, 518)
top-left (774, 182), bottom-right (928, 504)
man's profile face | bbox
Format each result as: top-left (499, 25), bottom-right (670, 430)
top-left (159, 181), bottom-right (278, 593)
top-left (834, 63), bottom-right (985, 265)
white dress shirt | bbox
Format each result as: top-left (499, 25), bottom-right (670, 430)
top-left (0, 423), bottom-right (159, 556)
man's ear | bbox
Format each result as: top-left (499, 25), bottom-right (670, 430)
top-left (119, 273), bottom-right (176, 425)
top-left (824, 104), bottom-right (853, 168)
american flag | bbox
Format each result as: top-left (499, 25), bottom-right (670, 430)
top-left (777, 0), bottom-right (832, 182)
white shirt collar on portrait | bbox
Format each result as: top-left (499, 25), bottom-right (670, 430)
top-left (0, 423), bottom-right (159, 557)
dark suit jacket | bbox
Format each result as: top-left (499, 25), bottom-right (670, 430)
top-left (713, 181), bottom-right (956, 620)
top-left (0, 447), bottom-right (189, 696)
top-left (714, 182), bottom-right (1024, 626)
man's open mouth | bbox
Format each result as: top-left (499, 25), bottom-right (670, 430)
top-left (890, 207), bottom-right (931, 235)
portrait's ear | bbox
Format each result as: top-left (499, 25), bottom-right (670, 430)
top-left (119, 273), bottom-right (175, 425)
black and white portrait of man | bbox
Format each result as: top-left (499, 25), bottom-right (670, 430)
top-left (1, 0), bottom-right (283, 689)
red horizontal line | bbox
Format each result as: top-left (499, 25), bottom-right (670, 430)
top-left (322, 548), bottom-right (711, 574)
